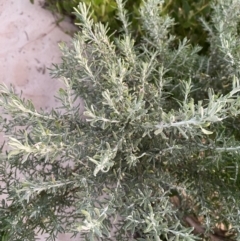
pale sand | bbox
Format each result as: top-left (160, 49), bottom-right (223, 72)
top-left (0, 0), bottom-right (83, 240)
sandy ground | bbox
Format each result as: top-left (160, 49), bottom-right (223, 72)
top-left (0, 0), bottom-right (76, 111)
top-left (0, 0), bottom-right (83, 240)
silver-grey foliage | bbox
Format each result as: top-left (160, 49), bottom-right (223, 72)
top-left (1, 0), bottom-right (240, 240)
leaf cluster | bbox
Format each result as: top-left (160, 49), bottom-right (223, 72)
top-left (31, 0), bottom-right (213, 54)
top-left (2, 0), bottom-right (240, 240)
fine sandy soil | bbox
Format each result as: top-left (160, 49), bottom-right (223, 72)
top-left (0, 0), bottom-right (83, 240)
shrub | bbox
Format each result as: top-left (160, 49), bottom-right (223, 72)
top-left (32, 0), bottom-right (212, 53)
top-left (1, 0), bottom-right (240, 240)
top-left (33, 0), bottom-right (142, 40)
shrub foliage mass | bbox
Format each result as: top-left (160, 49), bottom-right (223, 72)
top-left (1, 0), bottom-right (240, 240)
